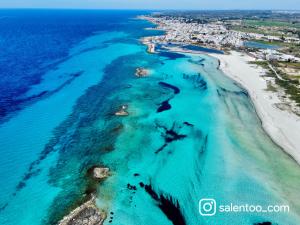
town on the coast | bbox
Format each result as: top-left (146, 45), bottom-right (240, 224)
top-left (140, 11), bottom-right (300, 117)
top-left (140, 11), bottom-right (300, 62)
top-left (139, 10), bottom-right (300, 168)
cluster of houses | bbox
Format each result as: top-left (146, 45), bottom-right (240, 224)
top-left (249, 49), bottom-right (300, 62)
top-left (142, 16), bottom-right (300, 63)
top-left (148, 17), bottom-right (247, 48)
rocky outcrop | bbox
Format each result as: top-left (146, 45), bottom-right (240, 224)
top-left (58, 196), bottom-right (106, 225)
top-left (115, 105), bottom-right (129, 116)
top-left (86, 166), bottom-right (110, 181)
top-left (92, 167), bottom-right (109, 180)
top-left (135, 67), bottom-right (149, 77)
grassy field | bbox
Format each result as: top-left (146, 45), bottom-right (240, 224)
top-left (278, 62), bottom-right (300, 69)
top-left (230, 19), bottom-right (300, 37)
top-left (244, 19), bottom-right (300, 29)
top-left (231, 25), bottom-right (281, 36)
top-left (249, 39), bottom-right (297, 47)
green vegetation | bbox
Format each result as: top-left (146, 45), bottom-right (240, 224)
top-left (281, 44), bottom-right (300, 58)
top-left (231, 25), bottom-right (281, 36)
top-left (231, 19), bottom-right (300, 38)
top-left (249, 60), bottom-right (269, 68)
top-left (265, 82), bottom-right (277, 92)
top-left (244, 19), bottom-right (300, 29)
top-left (249, 60), bottom-right (300, 72)
top-left (251, 61), bottom-right (300, 106)
top-left (249, 39), bottom-right (287, 47)
top-left (231, 26), bottom-right (266, 34)
top-left (270, 67), bottom-right (300, 106)
top-left (275, 77), bottom-right (300, 107)
top-left (245, 20), bottom-right (300, 106)
top-left (278, 61), bottom-right (300, 69)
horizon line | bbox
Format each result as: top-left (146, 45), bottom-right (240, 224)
top-left (0, 7), bottom-right (299, 11)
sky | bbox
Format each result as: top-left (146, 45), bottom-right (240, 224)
top-left (0, 0), bottom-right (299, 10)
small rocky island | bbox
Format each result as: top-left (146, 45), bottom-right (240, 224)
top-left (58, 195), bottom-right (106, 225)
top-left (135, 67), bottom-right (149, 77)
top-left (91, 167), bottom-right (110, 180)
top-left (115, 105), bottom-right (129, 116)
top-left (59, 166), bottom-right (110, 225)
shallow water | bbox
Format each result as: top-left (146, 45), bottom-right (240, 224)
top-left (96, 53), bottom-right (300, 225)
top-left (182, 44), bottom-right (224, 54)
top-left (244, 41), bottom-right (280, 49)
top-left (0, 10), bottom-right (299, 225)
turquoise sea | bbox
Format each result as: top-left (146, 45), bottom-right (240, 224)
top-left (0, 10), bottom-right (299, 225)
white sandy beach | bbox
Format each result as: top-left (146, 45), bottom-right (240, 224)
top-left (210, 51), bottom-right (300, 164)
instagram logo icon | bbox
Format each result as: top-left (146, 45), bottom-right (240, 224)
top-left (199, 198), bottom-right (217, 216)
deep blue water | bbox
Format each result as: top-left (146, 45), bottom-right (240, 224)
top-left (0, 9), bottom-right (154, 122)
top-left (0, 9), bottom-right (159, 225)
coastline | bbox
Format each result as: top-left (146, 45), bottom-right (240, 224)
top-left (139, 15), bottom-right (300, 164)
top-left (209, 51), bottom-right (300, 164)
top-left (58, 195), bottom-right (106, 225)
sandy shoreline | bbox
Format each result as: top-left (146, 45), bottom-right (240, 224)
top-left (209, 51), bottom-right (300, 164)
top-left (139, 14), bottom-right (300, 164)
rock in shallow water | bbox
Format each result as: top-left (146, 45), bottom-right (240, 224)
top-left (92, 167), bottom-right (109, 179)
top-left (115, 105), bottom-right (129, 116)
top-left (135, 67), bottom-right (149, 77)
top-left (58, 196), bottom-right (106, 225)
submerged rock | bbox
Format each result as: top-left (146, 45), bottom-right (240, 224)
top-left (58, 196), bottom-right (106, 225)
top-left (135, 67), bottom-right (149, 77)
top-left (254, 222), bottom-right (272, 225)
top-left (157, 99), bottom-right (172, 113)
top-left (158, 82), bottom-right (180, 94)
